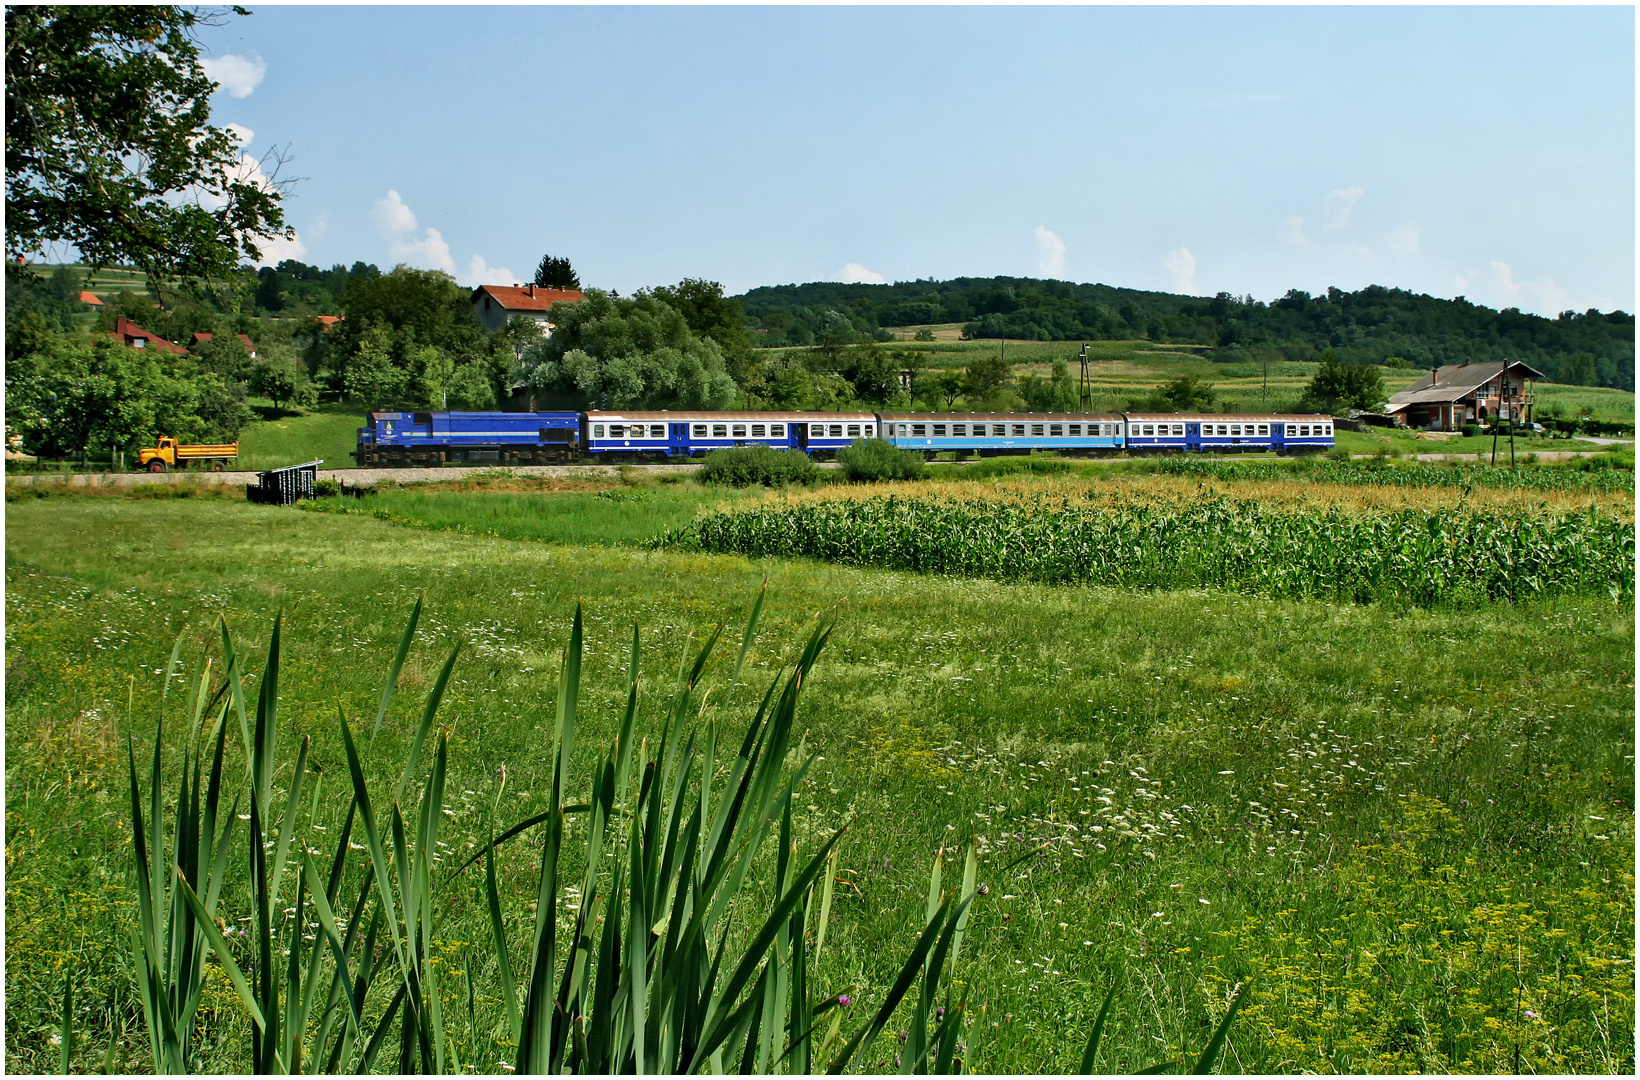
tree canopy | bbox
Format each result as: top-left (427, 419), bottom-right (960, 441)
top-left (515, 289), bottom-right (737, 409)
top-left (734, 277), bottom-right (1634, 391)
top-left (5, 6), bottom-right (291, 297)
top-left (533, 254), bottom-right (580, 291)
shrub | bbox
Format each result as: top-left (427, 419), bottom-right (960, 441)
top-left (311, 477), bottom-right (341, 497)
top-left (948, 455), bottom-right (1072, 481)
top-left (699, 443), bottom-right (819, 487)
top-left (1462, 423), bottom-right (1480, 437)
top-left (836, 438), bottom-right (926, 482)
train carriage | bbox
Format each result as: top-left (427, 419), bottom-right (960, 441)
top-left (881, 412), bottom-right (1126, 457)
top-left (1123, 414), bottom-right (1336, 454)
top-left (582, 410), bottom-right (879, 460)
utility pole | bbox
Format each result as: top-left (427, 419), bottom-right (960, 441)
top-left (1078, 342), bottom-right (1091, 411)
top-left (1262, 354), bottom-right (1268, 409)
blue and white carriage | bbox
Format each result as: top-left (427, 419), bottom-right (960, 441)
top-left (880, 412), bottom-right (1126, 456)
top-left (1122, 414), bottom-right (1335, 454)
top-left (581, 411), bottom-right (880, 460)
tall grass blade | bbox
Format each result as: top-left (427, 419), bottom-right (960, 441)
top-left (1188, 979), bottom-right (1251, 1074)
top-left (372, 592), bottom-right (422, 746)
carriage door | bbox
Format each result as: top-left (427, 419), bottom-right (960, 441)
top-left (670, 424), bottom-right (687, 456)
top-left (796, 423), bottom-right (809, 450)
top-left (1186, 423), bottom-right (1200, 452)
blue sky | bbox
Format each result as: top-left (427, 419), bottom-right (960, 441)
top-left (198, 4), bottom-right (1635, 316)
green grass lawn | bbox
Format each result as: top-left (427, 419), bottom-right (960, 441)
top-left (4, 482), bottom-right (1632, 1074)
top-left (236, 400), bottom-right (367, 470)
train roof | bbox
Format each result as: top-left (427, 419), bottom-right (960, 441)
top-left (1124, 413), bottom-right (1337, 422)
top-left (585, 410), bottom-right (876, 422)
top-left (878, 411), bottom-right (1124, 422)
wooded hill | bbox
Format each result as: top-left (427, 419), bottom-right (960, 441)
top-left (735, 277), bottom-right (1635, 391)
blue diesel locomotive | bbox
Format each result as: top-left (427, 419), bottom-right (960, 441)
top-left (356, 409), bottom-right (1334, 465)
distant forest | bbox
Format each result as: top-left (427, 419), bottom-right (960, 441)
top-left (735, 277), bottom-right (1635, 391)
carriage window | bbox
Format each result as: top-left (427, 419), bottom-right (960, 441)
top-left (1257, 424), bottom-right (1268, 436)
top-left (809, 424), bottom-right (824, 436)
top-left (1324, 424), bottom-right (1332, 436)
top-left (897, 424), bottom-right (908, 436)
top-left (847, 424), bottom-right (861, 437)
top-left (713, 424), bottom-right (728, 437)
top-left (593, 425), bottom-right (605, 438)
top-left (770, 424), bottom-right (784, 437)
top-left (1049, 425), bottom-right (1062, 436)
top-left (829, 424), bottom-right (843, 437)
top-left (952, 424), bottom-right (966, 436)
top-left (651, 424), bottom-right (666, 438)
top-left (1300, 425), bottom-right (1310, 436)
top-left (1012, 424), bottom-right (1025, 436)
top-left (750, 424), bottom-right (766, 437)
top-left (911, 424), bottom-right (927, 436)
top-left (933, 424), bottom-right (947, 436)
top-left (863, 424), bottom-right (874, 436)
top-left (1066, 424), bottom-right (1080, 436)
top-left (1172, 424), bottom-right (1183, 436)
top-left (693, 424), bottom-right (708, 437)
top-left (1145, 425), bottom-right (1156, 436)
top-left (1031, 424), bottom-right (1045, 436)
top-left (1231, 425), bottom-right (1241, 436)
top-left (610, 424), bottom-right (626, 438)
top-left (732, 424), bottom-right (747, 437)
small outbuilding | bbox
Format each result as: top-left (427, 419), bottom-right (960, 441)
top-left (1384, 359), bottom-right (1545, 431)
top-left (110, 316), bottom-right (187, 355)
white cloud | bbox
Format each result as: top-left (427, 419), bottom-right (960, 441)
top-left (308, 213), bottom-right (330, 243)
top-left (391, 226), bottom-right (455, 275)
top-left (224, 123), bottom-right (254, 149)
top-left (1456, 261), bottom-right (1567, 315)
top-left (841, 262), bottom-right (886, 284)
top-left (1034, 226), bottom-right (1066, 277)
top-left (1280, 215), bottom-right (1308, 247)
top-left (252, 229), bottom-right (307, 268)
top-left (201, 54), bottom-right (268, 99)
top-left (370, 190), bottom-right (418, 240)
top-left (1161, 247), bottom-right (1198, 295)
top-left (1323, 186), bottom-right (1366, 231)
top-left (1383, 224), bottom-right (1420, 258)
top-left (466, 254), bottom-right (518, 287)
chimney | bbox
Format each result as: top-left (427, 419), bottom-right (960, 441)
top-left (528, 284), bottom-right (535, 298)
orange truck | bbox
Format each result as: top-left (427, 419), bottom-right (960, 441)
top-left (137, 437), bottom-right (239, 472)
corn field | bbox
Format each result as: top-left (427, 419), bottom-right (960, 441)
top-left (1147, 456), bottom-right (1634, 493)
top-left (660, 495), bottom-right (1635, 606)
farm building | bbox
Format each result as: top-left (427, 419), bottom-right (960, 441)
top-left (190, 331), bottom-right (258, 358)
top-left (470, 283), bottom-right (586, 335)
top-left (110, 316), bottom-right (187, 355)
top-left (1384, 359), bottom-right (1545, 431)
top-left (79, 290), bottom-right (103, 309)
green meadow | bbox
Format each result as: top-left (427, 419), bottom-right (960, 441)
top-left (4, 474), bottom-right (1633, 1074)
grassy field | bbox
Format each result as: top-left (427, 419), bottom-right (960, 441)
top-left (4, 471), bottom-right (1633, 1074)
top-left (237, 401), bottom-right (366, 471)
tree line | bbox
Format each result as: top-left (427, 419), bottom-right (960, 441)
top-left (735, 277), bottom-right (1634, 391)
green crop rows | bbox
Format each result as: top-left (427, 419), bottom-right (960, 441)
top-left (661, 495), bottom-right (1635, 606)
top-left (1146, 457), bottom-right (1634, 493)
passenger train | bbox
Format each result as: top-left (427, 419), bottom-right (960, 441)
top-left (355, 409), bottom-right (1335, 466)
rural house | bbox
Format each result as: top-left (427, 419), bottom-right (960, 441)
top-left (470, 283), bottom-right (586, 335)
top-left (110, 316), bottom-right (187, 355)
top-left (1384, 359), bottom-right (1545, 431)
top-left (190, 331), bottom-right (258, 358)
top-left (79, 290), bottom-right (103, 309)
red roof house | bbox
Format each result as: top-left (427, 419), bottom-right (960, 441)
top-left (79, 291), bottom-right (104, 308)
top-left (110, 316), bottom-right (187, 355)
top-left (191, 331), bottom-right (258, 358)
top-left (471, 283), bottom-right (586, 334)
